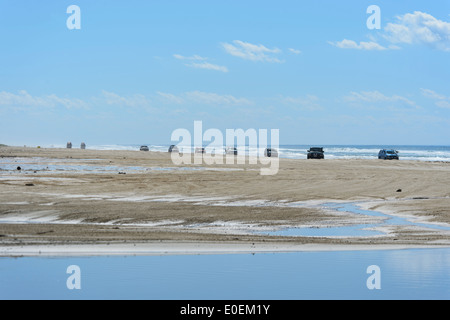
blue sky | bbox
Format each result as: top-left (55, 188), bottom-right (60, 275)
top-left (1, 0), bottom-right (450, 146)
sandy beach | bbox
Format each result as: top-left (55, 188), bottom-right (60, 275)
top-left (1, 146), bottom-right (449, 256)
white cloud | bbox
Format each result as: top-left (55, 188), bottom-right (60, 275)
top-left (222, 40), bottom-right (283, 63)
top-left (330, 11), bottom-right (450, 52)
top-left (288, 48), bottom-right (302, 54)
top-left (436, 100), bottom-right (450, 109)
top-left (384, 11), bottom-right (450, 51)
top-left (158, 91), bottom-right (254, 106)
top-left (0, 90), bottom-right (88, 109)
top-left (156, 90), bottom-right (253, 106)
top-left (185, 91), bottom-right (253, 106)
top-left (173, 54), bottom-right (208, 61)
top-left (101, 91), bottom-right (152, 108)
top-left (186, 62), bottom-right (228, 73)
top-left (156, 91), bottom-right (185, 104)
top-left (420, 88), bottom-right (447, 100)
top-left (329, 39), bottom-right (387, 51)
top-left (421, 88), bottom-right (450, 109)
top-left (343, 91), bottom-right (418, 108)
top-left (174, 54), bottom-right (228, 72)
top-left (280, 95), bottom-right (322, 110)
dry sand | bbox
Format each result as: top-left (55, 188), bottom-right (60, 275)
top-left (1, 146), bottom-right (449, 256)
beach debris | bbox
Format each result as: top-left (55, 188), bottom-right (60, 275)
top-left (25, 183), bottom-right (34, 187)
top-left (17, 166), bottom-right (21, 171)
top-left (118, 172), bottom-right (126, 175)
top-left (396, 189), bottom-right (402, 192)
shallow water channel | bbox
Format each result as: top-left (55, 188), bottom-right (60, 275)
top-left (260, 202), bottom-right (450, 238)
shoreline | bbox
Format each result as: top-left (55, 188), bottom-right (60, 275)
top-left (2, 241), bottom-right (449, 257)
top-left (1, 146), bottom-right (450, 257)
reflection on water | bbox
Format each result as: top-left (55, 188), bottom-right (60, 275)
top-left (0, 248), bottom-right (449, 300)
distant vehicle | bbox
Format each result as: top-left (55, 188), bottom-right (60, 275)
top-left (195, 147), bottom-right (206, 154)
top-left (140, 146), bottom-right (149, 151)
top-left (225, 147), bottom-right (238, 155)
top-left (168, 145), bottom-right (179, 153)
top-left (378, 149), bottom-right (399, 160)
top-left (307, 147), bottom-right (324, 159)
top-left (264, 148), bottom-right (278, 157)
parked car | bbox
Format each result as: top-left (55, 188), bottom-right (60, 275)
top-left (168, 145), bottom-right (179, 153)
top-left (195, 147), bottom-right (206, 154)
top-left (140, 146), bottom-right (149, 151)
top-left (225, 147), bottom-right (238, 155)
top-left (307, 147), bottom-right (324, 159)
top-left (264, 148), bottom-right (278, 157)
top-left (378, 149), bottom-right (399, 160)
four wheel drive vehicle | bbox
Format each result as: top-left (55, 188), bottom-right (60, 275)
top-left (140, 146), bottom-right (149, 151)
top-left (378, 149), bottom-right (399, 160)
top-left (264, 148), bottom-right (278, 157)
top-left (307, 147), bottom-right (324, 159)
top-left (168, 145), bottom-right (179, 153)
top-left (225, 147), bottom-right (238, 155)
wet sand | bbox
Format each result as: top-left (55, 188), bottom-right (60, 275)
top-left (1, 146), bottom-right (449, 256)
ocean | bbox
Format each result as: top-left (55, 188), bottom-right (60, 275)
top-left (41, 144), bottom-right (450, 162)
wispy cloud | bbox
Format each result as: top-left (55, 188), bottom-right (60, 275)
top-left (173, 54), bottom-right (208, 61)
top-left (157, 90), bottom-right (253, 106)
top-left (0, 90), bottom-right (89, 109)
top-left (185, 91), bottom-right (253, 105)
top-left (421, 88), bottom-right (450, 109)
top-left (329, 39), bottom-right (387, 51)
top-left (156, 91), bottom-right (185, 104)
top-left (173, 54), bottom-right (228, 72)
top-left (279, 95), bottom-right (322, 111)
top-left (101, 91), bottom-right (152, 108)
top-left (222, 40), bottom-right (283, 63)
top-left (343, 90), bottom-right (419, 109)
top-left (288, 48), bottom-right (302, 54)
top-left (186, 61), bottom-right (228, 73)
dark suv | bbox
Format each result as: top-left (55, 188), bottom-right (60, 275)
top-left (307, 147), bottom-right (324, 159)
top-left (378, 149), bottom-right (399, 160)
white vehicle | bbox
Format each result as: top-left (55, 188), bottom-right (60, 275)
top-left (225, 147), bottom-right (238, 155)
